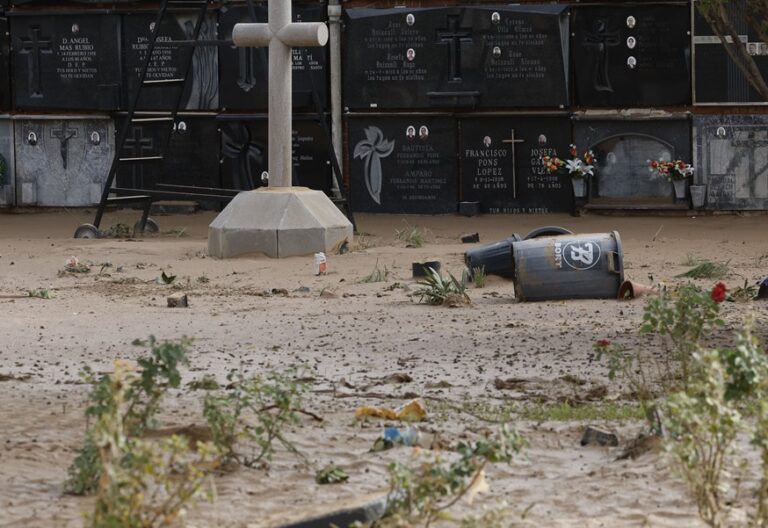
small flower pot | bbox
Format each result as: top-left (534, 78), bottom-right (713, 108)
top-left (672, 179), bottom-right (687, 200)
top-left (571, 177), bottom-right (587, 198)
top-left (689, 184), bottom-right (706, 209)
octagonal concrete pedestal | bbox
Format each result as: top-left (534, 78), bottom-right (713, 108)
top-left (208, 187), bottom-right (353, 258)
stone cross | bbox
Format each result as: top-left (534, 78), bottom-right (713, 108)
top-left (233, 2), bottom-right (328, 187)
top-left (502, 130), bottom-right (524, 199)
top-left (19, 26), bottom-right (53, 98)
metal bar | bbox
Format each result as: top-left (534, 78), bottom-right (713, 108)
top-left (111, 188), bottom-right (235, 201)
top-left (142, 78), bottom-right (185, 85)
top-left (156, 183), bottom-right (240, 195)
top-left (154, 39), bottom-right (233, 47)
top-left (94, 0), bottom-right (170, 229)
top-left (118, 156), bottom-right (164, 162)
top-left (131, 117), bottom-right (175, 123)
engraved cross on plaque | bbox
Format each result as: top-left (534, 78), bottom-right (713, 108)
top-left (19, 26), bottom-right (53, 98)
top-left (50, 121), bottom-right (78, 170)
top-left (232, 1), bottom-right (328, 187)
top-left (502, 130), bottom-right (525, 199)
top-left (123, 127), bottom-right (154, 186)
top-left (584, 19), bottom-right (620, 92)
top-left (437, 15), bottom-right (472, 83)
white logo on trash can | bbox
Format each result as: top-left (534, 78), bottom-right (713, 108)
top-left (563, 241), bottom-right (600, 271)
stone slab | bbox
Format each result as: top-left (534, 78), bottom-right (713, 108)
top-left (693, 1), bottom-right (768, 104)
top-left (573, 118), bottom-right (691, 201)
top-left (15, 117), bottom-right (114, 206)
top-left (122, 12), bottom-right (219, 111)
top-left (0, 117), bottom-right (13, 206)
top-left (343, 5), bottom-right (569, 109)
top-left (694, 114), bottom-right (768, 210)
top-left (459, 115), bottom-right (572, 214)
top-left (218, 4), bottom-right (328, 111)
top-left (11, 14), bottom-right (121, 110)
top-left (348, 115), bottom-right (458, 213)
top-left (219, 115), bottom-right (332, 193)
top-left (208, 187), bottom-right (352, 258)
top-left (0, 16), bottom-right (10, 111)
top-left (571, 4), bottom-right (690, 108)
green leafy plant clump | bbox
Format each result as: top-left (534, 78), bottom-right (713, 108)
top-left (378, 425), bottom-right (525, 527)
top-left (65, 336), bottom-right (191, 495)
top-left (677, 259), bottom-right (730, 280)
top-left (395, 224), bottom-right (428, 248)
top-left (415, 267), bottom-right (470, 307)
top-left (202, 368), bottom-right (309, 467)
top-left (87, 361), bottom-right (218, 528)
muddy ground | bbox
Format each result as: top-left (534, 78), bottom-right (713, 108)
top-left (0, 209), bottom-right (766, 527)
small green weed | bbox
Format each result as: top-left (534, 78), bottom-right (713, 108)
top-left (315, 464), bottom-right (349, 484)
top-left (360, 260), bottom-right (390, 283)
top-left (395, 223), bottom-right (427, 248)
top-left (472, 266), bottom-right (487, 288)
top-left (100, 223), bottom-right (132, 239)
top-left (415, 267), bottom-right (470, 307)
top-left (677, 260), bottom-right (729, 279)
top-left (517, 401), bottom-right (645, 422)
top-left (28, 288), bottom-right (54, 299)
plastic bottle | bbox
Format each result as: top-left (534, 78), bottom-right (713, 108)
top-left (314, 252), bottom-right (327, 275)
top-left (382, 425), bottom-right (421, 447)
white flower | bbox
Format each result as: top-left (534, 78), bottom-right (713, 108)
top-left (565, 158), bottom-right (583, 175)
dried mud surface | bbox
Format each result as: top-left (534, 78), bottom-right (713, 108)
top-left (0, 209), bottom-right (766, 527)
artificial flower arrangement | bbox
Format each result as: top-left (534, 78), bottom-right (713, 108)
top-left (648, 159), bottom-right (694, 181)
top-left (542, 144), bottom-right (596, 179)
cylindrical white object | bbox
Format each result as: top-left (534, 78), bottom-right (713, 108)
top-left (232, 23), bottom-right (272, 47)
top-left (278, 22), bottom-right (328, 47)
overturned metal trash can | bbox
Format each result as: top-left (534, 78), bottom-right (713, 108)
top-left (464, 235), bottom-right (522, 278)
top-left (512, 232), bottom-right (624, 301)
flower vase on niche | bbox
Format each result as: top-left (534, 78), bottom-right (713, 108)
top-left (672, 179), bottom-right (687, 200)
top-left (542, 145), bottom-right (596, 199)
top-left (571, 176), bottom-right (587, 198)
top-left (648, 159), bottom-right (694, 202)
top-left (689, 184), bottom-right (707, 209)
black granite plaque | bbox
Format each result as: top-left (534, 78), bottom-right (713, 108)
top-left (123, 13), bottom-right (218, 111)
top-left (572, 4), bottom-right (691, 107)
top-left (11, 14), bottom-right (121, 110)
top-left (574, 118), bottom-right (691, 201)
top-left (0, 16), bottom-right (10, 111)
top-left (694, 115), bottom-right (768, 209)
top-left (116, 117), bottom-right (220, 193)
top-left (218, 5), bottom-right (328, 111)
top-left (694, 2), bottom-right (768, 104)
top-left (344, 5), bottom-right (569, 109)
top-left (460, 117), bottom-right (572, 213)
top-left (349, 116), bottom-right (457, 213)
top-left (219, 115), bottom-right (332, 192)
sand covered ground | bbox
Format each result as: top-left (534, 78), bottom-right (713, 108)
top-left (0, 209), bottom-right (766, 527)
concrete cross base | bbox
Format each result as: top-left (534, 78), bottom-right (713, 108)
top-left (208, 187), bottom-right (353, 258)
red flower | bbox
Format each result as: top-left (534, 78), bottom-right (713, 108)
top-left (711, 282), bottom-right (727, 303)
top-left (596, 339), bottom-right (611, 348)
top-left (569, 144), bottom-right (578, 157)
top-left (650, 160), bottom-right (659, 169)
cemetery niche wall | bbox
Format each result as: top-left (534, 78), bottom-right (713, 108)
top-left (11, 13), bottom-right (121, 110)
top-left (0, 118), bottom-right (13, 206)
top-left (693, 0), bottom-right (768, 104)
top-left (218, 4), bottom-right (328, 111)
top-left (123, 12), bottom-right (219, 111)
top-left (573, 117), bottom-right (691, 204)
top-left (459, 116), bottom-right (572, 213)
top-left (349, 116), bottom-right (457, 213)
top-left (343, 5), bottom-right (569, 109)
top-left (694, 115), bottom-right (768, 210)
top-left (571, 3), bottom-right (691, 107)
top-left (115, 116), bottom-right (219, 199)
top-left (0, 15), bottom-right (10, 111)
top-left (14, 117), bottom-right (114, 206)
top-left (219, 115), bottom-right (332, 193)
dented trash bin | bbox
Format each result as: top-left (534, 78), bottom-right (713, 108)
top-left (464, 235), bottom-right (522, 278)
top-left (512, 232), bottom-right (624, 301)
